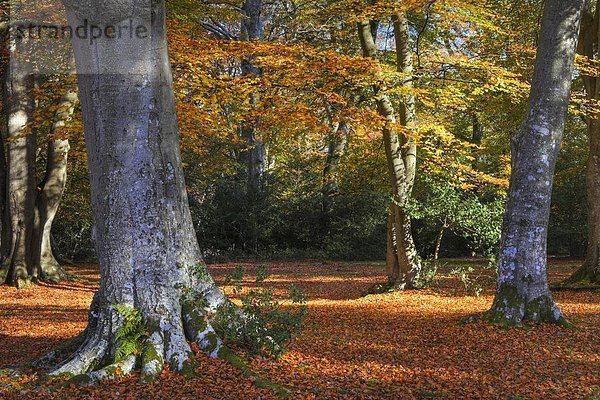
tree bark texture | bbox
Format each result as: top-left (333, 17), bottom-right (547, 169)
top-left (358, 14), bottom-right (422, 289)
top-left (488, 0), bottom-right (584, 325)
top-left (31, 90), bottom-right (77, 282)
top-left (0, 34), bottom-right (37, 288)
top-left (49, 0), bottom-right (238, 381)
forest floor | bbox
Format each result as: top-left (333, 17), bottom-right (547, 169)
top-left (0, 259), bottom-right (599, 399)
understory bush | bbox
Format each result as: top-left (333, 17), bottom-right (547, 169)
top-left (214, 265), bottom-right (308, 358)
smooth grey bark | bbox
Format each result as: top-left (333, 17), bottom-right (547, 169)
top-left (358, 14), bottom-right (422, 290)
top-left (31, 90), bottom-right (77, 283)
top-left (0, 33), bottom-right (37, 288)
top-left (241, 0), bottom-right (264, 42)
top-left (393, 12), bottom-right (417, 191)
top-left (49, 0), bottom-right (236, 381)
top-left (570, 0), bottom-right (600, 283)
top-left (488, 0), bottom-right (584, 325)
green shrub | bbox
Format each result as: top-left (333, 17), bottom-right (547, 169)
top-left (216, 265), bottom-right (308, 358)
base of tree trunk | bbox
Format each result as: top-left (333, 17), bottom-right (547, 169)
top-left (0, 263), bottom-right (68, 287)
top-left (42, 287), bottom-right (288, 397)
top-left (39, 262), bottom-right (68, 284)
top-left (564, 263), bottom-right (600, 285)
top-left (484, 286), bottom-right (571, 327)
top-left (47, 297), bottom-right (226, 383)
top-left (0, 263), bottom-right (32, 289)
top-left (364, 278), bottom-right (417, 295)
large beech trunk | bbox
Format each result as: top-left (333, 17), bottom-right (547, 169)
top-left (358, 14), bottom-right (422, 289)
top-left (488, 0), bottom-right (584, 325)
top-left (49, 0), bottom-right (237, 381)
top-left (0, 36), bottom-right (37, 288)
top-left (0, 24), bottom-right (70, 286)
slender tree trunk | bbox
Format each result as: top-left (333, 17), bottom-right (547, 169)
top-left (239, 0), bottom-right (265, 253)
top-left (576, 119), bottom-right (600, 283)
top-left (488, 0), bottom-right (584, 325)
top-left (393, 12), bottom-right (417, 191)
top-left (472, 113), bottom-right (484, 168)
top-left (358, 14), bottom-right (422, 289)
top-left (0, 34), bottom-right (37, 288)
top-left (570, 0), bottom-right (600, 283)
top-left (433, 226), bottom-right (445, 264)
top-left (49, 0), bottom-right (242, 381)
top-left (0, 21), bottom-right (8, 276)
top-left (31, 90), bottom-right (77, 282)
top-left (321, 121), bottom-right (349, 234)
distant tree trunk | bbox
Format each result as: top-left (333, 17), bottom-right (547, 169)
top-left (239, 0), bottom-right (265, 253)
top-left (488, 0), bottom-right (584, 325)
top-left (49, 0), bottom-right (242, 381)
top-left (570, 0), bottom-right (600, 283)
top-left (31, 90), bottom-right (77, 282)
top-left (472, 114), bottom-right (484, 144)
top-left (0, 34), bottom-right (37, 288)
top-left (577, 119), bottom-right (600, 283)
top-left (433, 226), bottom-right (445, 264)
top-left (358, 14), bottom-right (422, 290)
top-left (321, 121), bottom-right (349, 234)
top-left (0, 21), bottom-right (8, 275)
top-left (472, 113), bottom-right (484, 168)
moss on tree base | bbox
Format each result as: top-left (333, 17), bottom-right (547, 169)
top-left (484, 285), bottom-right (572, 327)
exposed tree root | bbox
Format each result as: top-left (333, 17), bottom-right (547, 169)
top-left (0, 263), bottom-right (68, 288)
top-left (562, 264), bottom-right (600, 287)
top-left (364, 278), bottom-right (416, 295)
top-left (43, 293), bottom-right (289, 397)
top-left (40, 263), bottom-right (69, 284)
top-left (550, 284), bottom-right (600, 291)
top-left (32, 332), bottom-right (86, 369)
top-left (484, 288), bottom-right (573, 328)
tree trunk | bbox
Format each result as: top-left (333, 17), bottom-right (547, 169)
top-left (433, 226), bottom-right (445, 264)
top-left (575, 119), bottom-right (600, 283)
top-left (393, 12), bottom-right (417, 191)
top-left (472, 113), bottom-right (484, 168)
top-left (488, 0), bottom-right (584, 325)
top-left (0, 34), bottom-right (37, 288)
top-left (570, 0), bottom-right (600, 283)
top-left (358, 14), bottom-right (422, 289)
top-left (31, 90), bottom-right (77, 283)
top-left (239, 0), bottom-right (265, 253)
top-left (321, 121), bottom-right (349, 234)
top-left (49, 0), bottom-right (238, 381)
top-left (0, 21), bottom-right (9, 279)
